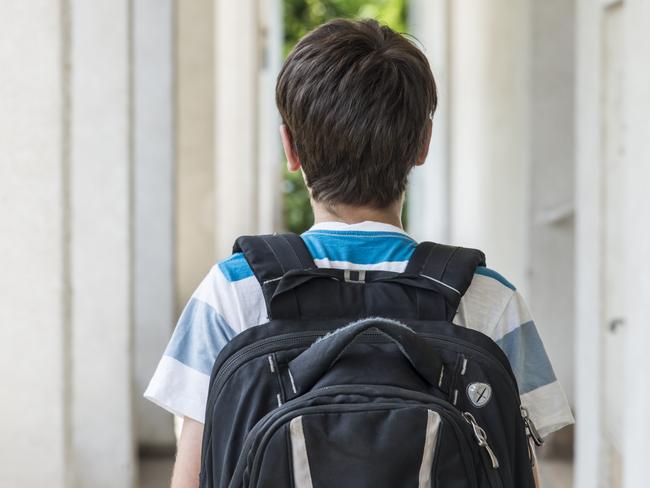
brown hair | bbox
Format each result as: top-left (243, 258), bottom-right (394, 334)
top-left (276, 18), bottom-right (436, 208)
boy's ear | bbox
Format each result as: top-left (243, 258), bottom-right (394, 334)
top-left (280, 124), bottom-right (302, 172)
top-left (414, 118), bottom-right (433, 166)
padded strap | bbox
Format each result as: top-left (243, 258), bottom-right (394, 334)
top-left (232, 233), bottom-right (315, 318)
top-left (405, 242), bottom-right (486, 320)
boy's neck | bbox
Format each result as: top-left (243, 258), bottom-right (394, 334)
top-left (311, 199), bottom-right (404, 230)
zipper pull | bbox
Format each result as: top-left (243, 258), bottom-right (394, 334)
top-left (463, 412), bottom-right (500, 469)
top-left (482, 440), bottom-right (500, 470)
top-left (520, 406), bottom-right (544, 447)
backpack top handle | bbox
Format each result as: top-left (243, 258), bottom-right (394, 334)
top-left (285, 316), bottom-right (451, 399)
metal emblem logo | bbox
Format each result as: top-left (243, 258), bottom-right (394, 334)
top-left (467, 382), bottom-right (492, 407)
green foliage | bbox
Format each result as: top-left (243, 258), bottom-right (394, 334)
top-left (282, 167), bottom-right (314, 233)
top-left (282, 0), bottom-right (408, 58)
top-left (281, 0), bottom-right (409, 234)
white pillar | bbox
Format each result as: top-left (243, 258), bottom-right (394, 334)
top-left (70, 1), bottom-right (135, 486)
top-left (622, 1), bottom-right (650, 485)
top-left (527, 0), bottom-right (576, 407)
top-left (0, 2), bottom-right (70, 486)
top-left (448, 0), bottom-right (530, 294)
top-left (257, 0), bottom-right (283, 235)
top-left (133, 0), bottom-right (176, 449)
top-left (574, 1), bottom-right (611, 486)
top-left (214, 0), bottom-right (260, 256)
top-left (1, 1), bottom-right (135, 486)
top-left (176, 0), bottom-right (216, 307)
top-left (213, 0), bottom-right (288, 254)
top-left (408, 0), bottom-right (451, 242)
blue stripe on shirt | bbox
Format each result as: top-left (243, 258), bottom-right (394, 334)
top-left (217, 234), bottom-right (515, 299)
top-left (164, 297), bottom-right (236, 375)
top-left (219, 252), bottom-right (254, 282)
top-left (496, 320), bottom-right (556, 394)
top-left (301, 231), bottom-right (417, 264)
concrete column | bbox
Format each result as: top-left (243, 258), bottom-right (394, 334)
top-left (133, 0), bottom-right (176, 449)
top-left (622, 1), bottom-right (650, 485)
top-left (527, 0), bottom-right (576, 407)
top-left (69, 1), bottom-right (135, 486)
top-left (176, 0), bottom-right (216, 308)
top-left (257, 0), bottom-right (283, 235)
top-left (448, 0), bottom-right (530, 294)
top-left (1, 1), bottom-right (136, 486)
top-left (574, 1), bottom-right (622, 486)
top-left (214, 0), bottom-right (260, 257)
top-left (212, 0), bottom-right (283, 255)
top-left (0, 2), bottom-right (70, 486)
top-left (407, 0), bottom-right (451, 242)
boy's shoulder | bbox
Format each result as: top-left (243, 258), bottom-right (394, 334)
top-left (217, 252), bottom-right (254, 283)
top-left (473, 266), bottom-right (516, 291)
top-left (210, 244), bottom-right (521, 351)
top-left (211, 229), bottom-right (520, 332)
top-left (454, 265), bottom-right (521, 335)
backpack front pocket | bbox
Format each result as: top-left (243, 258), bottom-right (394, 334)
top-left (243, 402), bottom-right (479, 488)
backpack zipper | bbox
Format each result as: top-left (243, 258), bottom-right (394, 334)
top-left (463, 412), bottom-right (500, 469)
top-left (520, 406), bottom-right (544, 446)
top-left (205, 331), bottom-right (324, 409)
top-left (463, 413), bottom-right (504, 488)
top-left (234, 385), bottom-right (485, 488)
top-left (207, 329), bottom-right (520, 409)
top-left (203, 328), bottom-right (525, 479)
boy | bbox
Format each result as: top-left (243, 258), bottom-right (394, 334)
top-left (145, 18), bottom-right (574, 487)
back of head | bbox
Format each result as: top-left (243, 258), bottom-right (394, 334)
top-left (276, 18), bottom-right (437, 209)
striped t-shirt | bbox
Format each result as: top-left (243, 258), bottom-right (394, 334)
top-left (145, 220), bottom-right (574, 438)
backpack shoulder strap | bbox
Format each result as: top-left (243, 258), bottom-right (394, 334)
top-left (232, 233), bottom-right (315, 317)
top-left (404, 241), bottom-right (486, 319)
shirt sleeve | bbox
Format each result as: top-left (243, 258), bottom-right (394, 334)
top-left (143, 264), bottom-right (239, 423)
top-left (490, 290), bottom-right (575, 438)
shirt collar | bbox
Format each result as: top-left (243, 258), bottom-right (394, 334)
top-left (307, 220), bottom-right (412, 237)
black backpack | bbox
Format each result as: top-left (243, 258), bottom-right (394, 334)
top-left (199, 233), bottom-right (541, 488)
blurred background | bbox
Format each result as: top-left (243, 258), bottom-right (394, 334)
top-left (1, 0), bottom-right (649, 487)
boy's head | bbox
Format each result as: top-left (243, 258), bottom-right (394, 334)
top-left (276, 18), bottom-right (436, 210)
